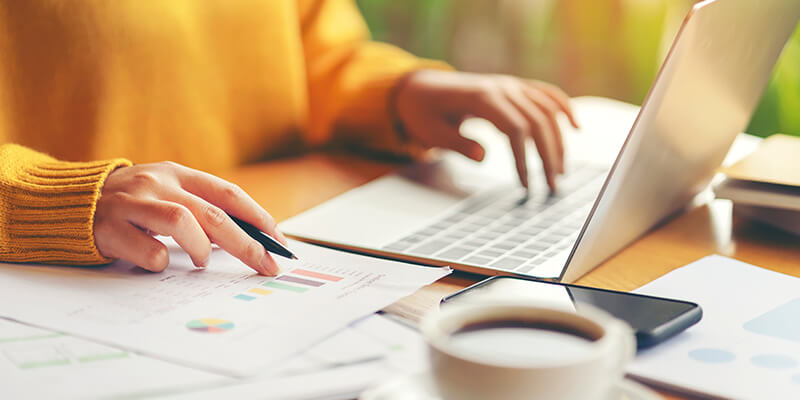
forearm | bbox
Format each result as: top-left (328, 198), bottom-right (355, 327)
top-left (0, 144), bottom-right (131, 265)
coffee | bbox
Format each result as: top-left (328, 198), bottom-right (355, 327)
top-left (449, 323), bottom-right (596, 367)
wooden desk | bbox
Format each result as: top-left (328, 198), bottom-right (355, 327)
top-left (221, 152), bottom-right (800, 400)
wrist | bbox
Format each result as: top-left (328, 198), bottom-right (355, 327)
top-left (388, 69), bottom-right (427, 143)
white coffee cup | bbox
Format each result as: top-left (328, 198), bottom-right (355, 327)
top-left (421, 302), bottom-right (636, 400)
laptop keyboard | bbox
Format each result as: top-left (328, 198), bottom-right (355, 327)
top-left (383, 165), bottom-right (607, 276)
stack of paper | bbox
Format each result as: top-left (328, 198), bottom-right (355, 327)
top-left (715, 134), bottom-right (800, 235)
top-left (0, 238), bottom-right (448, 397)
top-left (1, 313), bottom-right (429, 399)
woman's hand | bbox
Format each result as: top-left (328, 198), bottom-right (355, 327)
top-left (394, 70), bottom-right (579, 191)
top-left (94, 162), bottom-right (286, 275)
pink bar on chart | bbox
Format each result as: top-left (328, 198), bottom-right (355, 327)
top-left (291, 268), bottom-right (343, 282)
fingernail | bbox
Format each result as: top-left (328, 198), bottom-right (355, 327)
top-left (197, 255), bottom-right (209, 269)
top-left (260, 252), bottom-right (280, 276)
top-left (474, 148), bottom-right (485, 162)
top-left (548, 177), bottom-right (558, 193)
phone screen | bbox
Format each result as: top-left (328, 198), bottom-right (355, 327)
top-left (442, 277), bottom-right (701, 348)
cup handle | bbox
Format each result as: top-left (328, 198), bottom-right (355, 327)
top-left (607, 321), bottom-right (636, 376)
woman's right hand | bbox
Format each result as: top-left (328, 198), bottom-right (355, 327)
top-left (94, 161), bottom-right (286, 275)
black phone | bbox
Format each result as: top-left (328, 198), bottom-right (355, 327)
top-left (442, 276), bottom-right (702, 349)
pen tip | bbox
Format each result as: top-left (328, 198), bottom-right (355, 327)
top-left (291, 255), bottom-right (299, 260)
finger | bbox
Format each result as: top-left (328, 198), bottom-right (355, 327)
top-left (522, 86), bottom-right (566, 174)
top-left (508, 127), bottom-right (529, 190)
top-left (99, 221), bottom-right (171, 272)
top-left (175, 168), bottom-right (288, 246)
top-left (112, 193), bottom-right (212, 268)
top-left (504, 89), bottom-right (560, 191)
top-left (470, 94), bottom-right (531, 188)
top-left (174, 191), bottom-right (280, 276)
top-left (425, 117), bottom-right (485, 161)
top-left (527, 81), bottom-right (580, 129)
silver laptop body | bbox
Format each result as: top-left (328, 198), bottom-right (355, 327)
top-left (282, 0), bottom-right (800, 282)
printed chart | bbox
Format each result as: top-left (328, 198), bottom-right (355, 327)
top-left (186, 319), bottom-right (235, 334)
top-left (0, 238), bottom-right (449, 377)
top-left (629, 256), bottom-right (800, 399)
top-left (232, 268), bottom-right (343, 301)
top-left (0, 318), bottom-right (225, 399)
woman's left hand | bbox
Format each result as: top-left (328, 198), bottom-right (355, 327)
top-left (394, 70), bottom-right (579, 192)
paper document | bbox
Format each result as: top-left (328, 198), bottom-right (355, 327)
top-left (0, 317), bottom-right (226, 399)
top-left (156, 313), bottom-right (429, 400)
top-left (0, 239), bottom-right (449, 377)
top-left (1, 313), bottom-right (429, 399)
top-left (628, 255), bottom-right (800, 399)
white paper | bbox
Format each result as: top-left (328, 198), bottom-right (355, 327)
top-left (155, 313), bottom-right (430, 400)
top-left (628, 255), bottom-right (800, 399)
top-left (0, 313), bottom-right (430, 399)
top-left (0, 239), bottom-right (448, 377)
top-left (0, 318), bottom-right (228, 399)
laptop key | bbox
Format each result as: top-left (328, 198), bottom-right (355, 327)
top-left (461, 239), bottom-right (487, 248)
top-left (464, 255), bottom-right (494, 266)
top-left (491, 257), bottom-right (527, 270)
top-left (512, 250), bottom-right (540, 259)
top-left (516, 263), bottom-right (537, 273)
top-left (444, 230), bottom-right (471, 240)
top-left (437, 246), bottom-right (474, 261)
top-left (525, 242), bottom-right (551, 252)
top-left (403, 235), bottom-right (427, 244)
top-left (553, 227), bottom-right (576, 236)
top-left (410, 240), bottom-right (452, 256)
top-left (493, 241), bottom-right (518, 251)
top-left (508, 235), bottom-right (531, 243)
top-left (538, 236), bottom-right (561, 244)
top-left (419, 228), bottom-right (441, 237)
top-left (478, 249), bottom-right (504, 258)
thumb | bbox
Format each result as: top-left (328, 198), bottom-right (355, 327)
top-left (427, 118), bottom-right (486, 162)
top-left (450, 135), bottom-right (486, 162)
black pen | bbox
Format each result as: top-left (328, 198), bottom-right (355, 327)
top-left (229, 214), bottom-right (298, 260)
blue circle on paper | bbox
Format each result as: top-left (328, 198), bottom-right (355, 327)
top-left (792, 374), bottom-right (800, 385)
top-left (688, 348), bottom-right (736, 364)
top-left (751, 354), bottom-right (798, 370)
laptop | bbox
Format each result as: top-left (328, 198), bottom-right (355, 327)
top-left (281, 0), bottom-right (800, 283)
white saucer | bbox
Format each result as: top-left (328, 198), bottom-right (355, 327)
top-left (360, 372), bottom-right (662, 400)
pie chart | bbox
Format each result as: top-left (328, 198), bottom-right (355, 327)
top-left (186, 318), bottom-right (235, 333)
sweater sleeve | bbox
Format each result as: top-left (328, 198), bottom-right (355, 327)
top-left (0, 144), bottom-right (132, 265)
top-left (297, 0), bottom-right (452, 157)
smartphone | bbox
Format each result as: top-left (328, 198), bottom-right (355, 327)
top-left (442, 276), bottom-right (702, 349)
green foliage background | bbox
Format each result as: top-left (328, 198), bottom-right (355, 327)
top-left (357, 0), bottom-right (799, 137)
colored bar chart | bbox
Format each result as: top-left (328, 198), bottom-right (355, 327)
top-left (233, 269), bottom-right (345, 301)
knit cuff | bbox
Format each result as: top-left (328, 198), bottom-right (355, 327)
top-left (0, 144), bottom-right (132, 265)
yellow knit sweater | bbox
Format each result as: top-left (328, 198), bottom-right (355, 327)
top-left (0, 0), bottom-right (446, 265)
